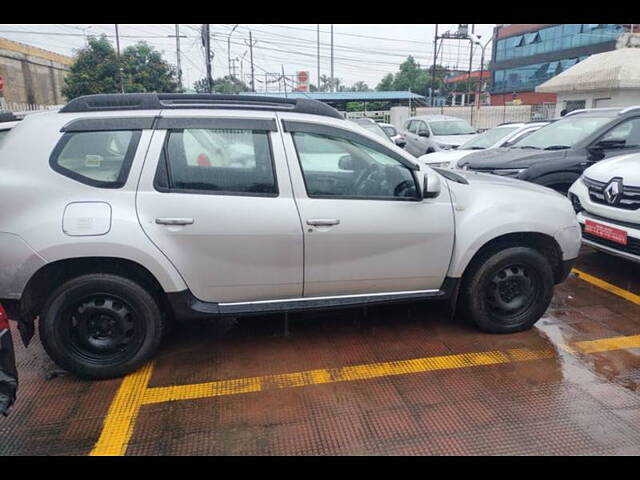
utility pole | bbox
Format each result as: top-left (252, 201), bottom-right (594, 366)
top-left (168, 24), bottom-right (187, 91)
top-left (114, 24), bottom-right (124, 93)
top-left (228, 24), bottom-right (239, 78)
top-left (202, 24), bottom-right (213, 93)
top-left (245, 31), bottom-right (256, 93)
top-left (431, 24), bottom-right (438, 107)
top-left (330, 24), bottom-right (334, 92)
top-left (317, 24), bottom-right (321, 90)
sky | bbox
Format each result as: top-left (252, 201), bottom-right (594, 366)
top-left (0, 24), bottom-right (496, 91)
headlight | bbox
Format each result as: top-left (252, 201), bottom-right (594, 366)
top-left (436, 143), bottom-right (453, 150)
top-left (424, 161), bottom-right (450, 168)
top-left (492, 168), bottom-right (526, 177)
top-left (568, 192), bottom-right (584, 213)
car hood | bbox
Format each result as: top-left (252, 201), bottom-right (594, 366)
top-left (458, 147), bottom-right (567, 169)
top-left (583, 152), bottom-right (640, 186)
top-left (419, 149), bottom-right (476, 165)
top-left (443, 168), bottom-right (564, 198)
top-left (433, 134), bottom-right (477, 147)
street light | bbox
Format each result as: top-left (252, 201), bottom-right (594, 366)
top-left (228, 24), bottom-right (239, 78)
top-left (470, 34), bottom-right (494, 109)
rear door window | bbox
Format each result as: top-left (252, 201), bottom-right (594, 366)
top-left (50, 130), bottom-right (141, 188)
top-left (157, 127), bottom-right (278, 196)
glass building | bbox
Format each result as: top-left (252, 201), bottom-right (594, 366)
top-left (490, 24), bottom-right (626, 105)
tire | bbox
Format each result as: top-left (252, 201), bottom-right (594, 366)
top-left (460, 246), bottom-right (554, 333)
top-left (39, 273), bottom-right (163, 379)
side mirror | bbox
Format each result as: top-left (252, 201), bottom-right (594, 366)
top-left (338, 154), bottom-right (356, 171)
top-left (423, 172), bottom-right (441, 199)
top-left (418, 129), bottom-right (430, 138)
top-left (593, 138), bottom-right (626, 150)
top-left (395, 138), bottom-right (406, 148)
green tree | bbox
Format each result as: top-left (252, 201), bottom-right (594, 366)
top-left (62, 35), bottom-right (179, 100)
top-left (121, 42), bottom-right (179, 94)
top-left (193, 76), bottom-right (249, 94)
top-left (61, 35), bottom-right (120, 99)
top-left (392, 56), bottom-right (429, 93)
top-left (376, 73), bottom-right (395, 91)
top-left (350, 81), bottom-right (370, 92)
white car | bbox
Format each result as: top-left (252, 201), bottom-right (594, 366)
top-left (0, 119), bottom-right (19, 145)
top-left (419, 122), bottom-right (551, 169)
top-left (569, 152), bottom-right (640, 263)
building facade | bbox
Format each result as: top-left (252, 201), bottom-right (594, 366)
top-left (489, 24), bottom-right (628, 105)
top-left (0, 37), bottom-right (73, 108)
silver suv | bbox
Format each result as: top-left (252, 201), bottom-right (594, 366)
top-left (0, 94), bottom-right (581, 379)
top-left (402, 115), bottom-right (477, 157)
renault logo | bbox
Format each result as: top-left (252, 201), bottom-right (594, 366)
top-left (604, 178), bottom-right (624, 205)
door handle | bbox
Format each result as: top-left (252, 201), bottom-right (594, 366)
top-left (155, 218), bottom-right (195, 226)
top-left (307, 219), bottom-right (340, 227)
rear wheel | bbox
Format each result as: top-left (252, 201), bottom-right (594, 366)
top-left (460, 247), bottom-right (554, 333)
top-left (39, 274), bottom-right (163, 379)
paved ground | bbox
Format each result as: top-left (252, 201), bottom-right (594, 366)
top-left (2, 247), bottom-right (640, 456)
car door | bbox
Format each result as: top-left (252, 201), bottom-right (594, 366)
top-left (280, 116), bottom-right (455, 297)
top-left (136, 113), bottom-right (303, 303)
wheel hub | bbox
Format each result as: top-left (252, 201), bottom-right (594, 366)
top-left (72, 297), bottom-right (135, 353)
top-left (487, 265), bottom-right (534, 315)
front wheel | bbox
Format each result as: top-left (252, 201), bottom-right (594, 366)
top-left (39, 274), bottom-right (163, 379)
top-left (460, 247), bottom-right (554, 333)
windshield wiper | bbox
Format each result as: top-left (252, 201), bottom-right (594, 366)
top-left (517, 145), bottom-right (540, 149)
top-left (467, 146), bottom-right (485, 150)
top-left (544, 145), bottom-right (571, 150)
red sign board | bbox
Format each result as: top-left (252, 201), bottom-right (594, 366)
top-left (0, 75), bottom-right (4, 92)
top-left (585, 220), bottom-right (628, 246)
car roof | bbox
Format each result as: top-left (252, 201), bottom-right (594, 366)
top-left (409, 115), bottom-right (462, 122)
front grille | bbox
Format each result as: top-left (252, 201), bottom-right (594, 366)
top-left (583, 176), bottom-right (640, 210)
top-left (581, 223), bottom-right (640, 256)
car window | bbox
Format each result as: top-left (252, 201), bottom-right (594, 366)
top-left (460, 126), bottom-right (519, 149)
top-left (292, 131), bottom-right (419, 200)
top-left (428, 120), bottom-right (475, 136)
top-left (50, 130), bottom-right (140, 188)
top-left (405, 120), bottom-right (415, 133)
top-left (160, 128), bottom-right (277, 196)
top-left (515, 116), bottom-right (613, 149)
top-left (598, 118), bottom-right (640, 148)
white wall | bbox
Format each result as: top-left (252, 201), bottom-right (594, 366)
top-left (556, 89), bottom-right (640, 116)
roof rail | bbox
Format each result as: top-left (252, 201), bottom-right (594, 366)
top-left (59, 93), bottom-right (344, 120)
top-left (564, 107), bottom-right (622, 118)
top-left (619, 105), bottom-right (640, 115)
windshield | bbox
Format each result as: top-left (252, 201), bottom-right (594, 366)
top-left (428, 120), bottom-right (476, 136)
top-left (515, 116), bottom-right (613, 149)
top-left (460, 126), bottom-right (519, 149)
top-left (381, 125), bottom-right (397, 137)
top-left (355, 120), bottom-right (390, 141)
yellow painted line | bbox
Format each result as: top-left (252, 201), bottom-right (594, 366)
top-left (573, 334), bottom-right (640, 354)
top-left (90, 362), bottom-right (155, 456)
top-left (572, 268), bottom-right (640, 305)
top-left (141, 347), bottom-right (558, 405)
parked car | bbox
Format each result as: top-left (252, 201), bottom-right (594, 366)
top-left (0, 93), bottom-right (580, 379)
top-left (458, 106), bottom-right (640, 193)
top-left (350, 117), bottom-right (393, 144)
top-left (0, 112), bottom-right (19, 145)
top-left (379, 122), bottom-right (406, 148)
top-left (568, 152), bottom-right (640, 263)
top-left (419, 121), bottom-right (551, 169)
top-left (402, 115), bottom-right (477, 157)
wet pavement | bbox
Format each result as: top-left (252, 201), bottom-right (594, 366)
top-left (1, 246), bottom-right (640, 456)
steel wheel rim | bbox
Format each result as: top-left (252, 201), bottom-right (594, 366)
top-left (485, 264), bottom-right (538, 322)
